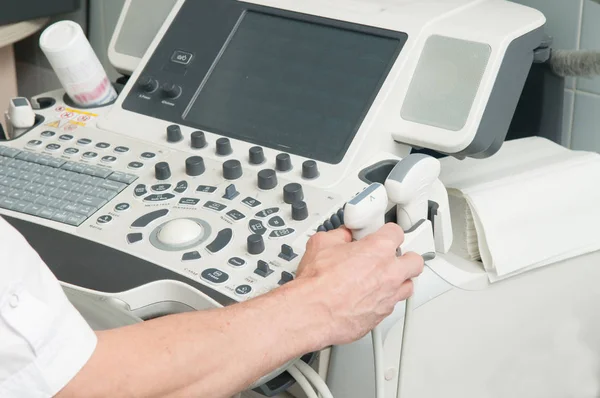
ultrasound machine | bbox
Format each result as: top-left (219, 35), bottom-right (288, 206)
top-left (2, 1), bottom-right (600, 397)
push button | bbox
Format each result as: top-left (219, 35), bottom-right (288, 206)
top-left (226, 209), bottom-right (246, 222)
top-left (242, 197), bottom-right (261, 208)
top-left (196, 185), bottom-right (217, 194)
top-left (235, 285), bottom-right (252, 296)
top-left (228, 257), bottom-right (246, 267)
top-left (270, 228), bottom-right (295, 239)
top-left (254, 260), bottom-right (273, 277)
top-left (179, 197), bottom-right (200, 206)
top-left (206, 228), bottom-right (233, 254)
top-left (144, 193), bottom-right (175, 202)
top-left (114, 203), bottom-right (130, 212)
top-left (134, 184), bottom-right (147, 198)
top-left (279, 244), bottom-right (298, 261)
top-left (279, 271), bottom-right (294, 285)
top-left (204, 201), bottom-right (227, 212)
top-left (268, 216), bottom-right (285, 228)
top-left (249, 219), bottom-right (267, 235)
top-left (256, 208), bottom-right (279, 218)
top-left (201, 268), bottom-right (229, 285)
top-left (131, 209), bottom-right (169, 228)
top-left (128, 161), bottom-right (144, 170)
top-left (152, 183), bottom-right (171, 192)
top-left (171, 50), bottom-right (194, 65)
top-left (97, 215), bottom-right (113, 225)
top-left (127, 233), bottom-right (143, 244)
top-left (174, 181), bottom-right (188, 194)
top-left (182, 251), bottom-right (202, 261)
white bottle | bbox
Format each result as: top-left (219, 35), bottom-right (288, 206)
top-left (39, 20), bottom-right (118, 108)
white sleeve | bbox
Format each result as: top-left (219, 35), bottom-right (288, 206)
top-left (0, 217), bottom-right (97, 397)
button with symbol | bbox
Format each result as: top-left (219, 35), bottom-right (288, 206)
top-left (46, 143), bottom-right (61, 151)
top-left (128, 161), bottom-right (144, 170)
top-left (140, 152), bottom-right (156, 160)
top-left (40, 131), bottom-right (56, 138)
top-left (201, 268), bottom-right (229, 285)
top-left (101, 155), bottom-right (117, 164)
top-left (27, 140), bottom-right (42, 147)
top-left (59, 134), bottom-right (74, 141)
top-left (114, 203), bottom-right (130, 212)
top-left (82, 151), bottom-right (98, 160)
top-left (64, 147), bottom-right (80, 156)
top-left (235, 285), bottom-right (252, 297)
top-left (171, 50), bottom-right (194, 65)
top-left (97, 215), bottom-right (113, 225)
top-left (96, 142), bottom-right (111, 150)
top-left (114, 146), bottom-right (130, 153)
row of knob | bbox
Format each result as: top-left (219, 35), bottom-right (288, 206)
top-left (138, 77), bottom-right (182, 99)
top-left (153, 161), bottom-right (309, 220)
top-left (166, 125), bottom-right (319, 179)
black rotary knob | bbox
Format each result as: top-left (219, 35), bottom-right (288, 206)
top-left (276, 153), bottom-right (292, 172)
top-left (216, 138), bottom-right (233, 156)
top-left (155, 162), bottom-right (171, 180)
top-left (283, 183), bottom-right (304, 204)
top-left (167, 125), bottom-right (183, 143)
top-left (258, 169), bottom-right (278, 190)
top-left (249, 146), bottom-right (265, 165)
top-left (186, 156), bottom-right (205, 176)
top-left (302, 160), bottom-right (319, 179)
top-left (223, 159), bottom-right (243, 180)
top-left (247, 234), bottom-right (265, 255)
top-left (292, 201), bottom-right (309, 221)
top-left (161, 82), bottom-right (182, 98)
top-left (191, 131), bottom-right (207, 149)
top-left (138, 76), bottom-right (158, 92)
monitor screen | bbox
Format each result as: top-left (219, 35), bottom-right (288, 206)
top-left (183, 10), bottom-right (403, 164)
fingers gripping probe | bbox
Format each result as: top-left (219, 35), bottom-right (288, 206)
top-left (344, 183), bottom-right (389, 398)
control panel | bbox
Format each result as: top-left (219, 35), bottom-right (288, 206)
top-left (0, 92), bottom-right (362, 306)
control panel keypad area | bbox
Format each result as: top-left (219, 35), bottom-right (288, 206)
top-left (0, 145), bottom-right (137, 226)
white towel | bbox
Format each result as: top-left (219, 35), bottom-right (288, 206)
top-left (439, 137), bottom-right (600, 282)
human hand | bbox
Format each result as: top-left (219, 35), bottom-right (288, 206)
top-left (292, 223), bottom-right (424, 348)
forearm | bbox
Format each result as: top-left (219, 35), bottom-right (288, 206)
top-left (57, 280), bottom-right (328, 398)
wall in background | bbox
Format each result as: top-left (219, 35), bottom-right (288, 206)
top-left (13, 0), bottom-right (125, 99)
top-left (513, 0), bottom-right (600, 151)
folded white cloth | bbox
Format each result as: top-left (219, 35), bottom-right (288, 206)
top-left (439, 137), bottom-right (600, 282)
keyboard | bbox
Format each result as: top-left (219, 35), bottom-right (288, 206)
top-left (0, 145), bottom-right (137, 226)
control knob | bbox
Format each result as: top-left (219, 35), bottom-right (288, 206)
top-left (249, 146), bottom-right (265, 165)
top-left (223, 160), bottom-right (243, 180)
top-left (302, 160), bottom-right (320, 179)
top-left (216, 138), bottom-right (233, 156)
top-left (186, 156), bottom-right (205, 176)
top-left (161, 82), bottom-right (182, 99)
top-left (138, 76), bottom-right (158, 92)
top-left (247, 234), bottom-right (265, 255)
top-left (155, 162), bottom-right (171, 181)
top-left (276, 153), bottom-right (292, 172)
top-left (258, 169), bottom-right (278, 190)
top-left (167, 125), bottom-right (183, 143)
top-left (283, 183), bottom-right (304, 204)
top-left (191, 131), bottom-right (207, 149)
top-left (292, 201), bottom-right (309, 221)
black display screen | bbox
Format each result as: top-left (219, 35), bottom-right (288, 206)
top-left (183, 10), bottom-right (403, 164)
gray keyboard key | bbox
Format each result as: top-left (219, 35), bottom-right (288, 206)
top-left (50, 188), bottom-right (70, 199)
top-left (71, 164), bottom-right (87, 174)
top-left (37, 186), bottom-right (55, 197)
top-left (7, 159), bottom-right (26, 168)
top-left (29, 165), bottom-right (46, 175)
top-left (69, 173), bottom-right (88, 184)
top-left (65, 214), bottom-right (86, 226)
top-left (57, 181), bottom-right (79, 192)
top-left (2, 148), bottom-right (21, 158)
top-left (63, 203), bottom-right (80, 213)
top-left (44, 179), bottom-right (61, 188)
top-left (25, 183), bottom-right (43, 193)
top-left (9, 191), bottom-right (26, 200)
top-left (7, 170), bottom-right (21, 179)
top-left (22, 193), bottom-right (41, 204)
top-left (72, 184), bottom-right (90, 195)
top-left (53, 199), bottom-right (69, 210)
top-left (61, 162), bottom-right (77, 172)
top-left (108, 171), bottom-right (137, 184)
top-left (43, 168), bottom-right (61, 178)
top-left (37, 208), bottom-right (55, 219)
top-left (11, 180), bottom-right (28, 190)
top-left (93, 167), bottom-right (112, 178)
top-left (84, 176), bottom-right (105, 187)
top-left (57, 170), bottom-right (75, 181)
top-left (77, 195), bottom-right (107, 208)
top-left (51, 211), bottom-right (70, 223)
top-left (0, 177), bottom-right (16, 187)
top-left (87, 187), bottom-right (114, 201)
top-left (34, 155), bottom-right (54, 166)
top-left (35, 196), bottom-right (54, 207)
top-left (48, 158), bottom-right (66, 168)
top-left (23, 203), bottom-right (44, 216)
top-left (65, 203), bottom-right (96, 217)
top-left (0, 187), bottom-right (10, 197)
top-left (0, 197), bottom-right (18, 210)
top-left (16, 152), bottom-right (33, 161)
top-left (82, 167), bottom-right (99, 177)
top-left (12, 201), bottom-right (29, 213)
top-left (98, 180), bottom-right (126, 192)
top-left (25, 153), bottom-right (43, 163)
top-left (18, 172), bottom-right (39, 182)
